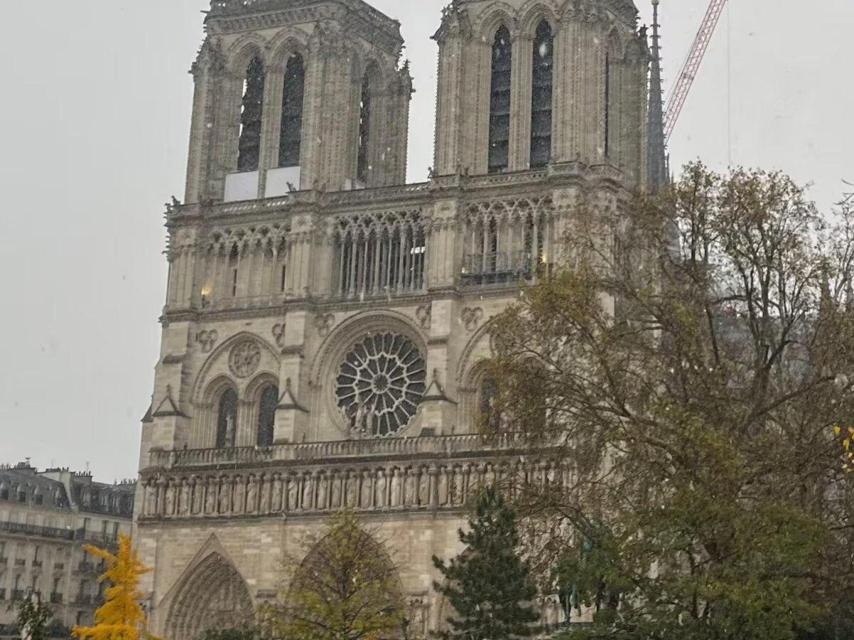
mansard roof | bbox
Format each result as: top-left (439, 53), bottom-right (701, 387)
top-left (0, 463), bottom-right (135, 518)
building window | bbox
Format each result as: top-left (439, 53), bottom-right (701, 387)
top-left (216, 388), bottom-right (239, 449)
top-left (530, 20), bottom-right (554, 168)
top-left (488, 26), bottom-right (512, 173)
top-left (0, 486), bottom-right (8, 500)
top-left (257, 385), bottom-right (278, 447)
top-left (357, 71), bottom-right (373, 185)
top-left (279, 54), bottom-right (305, 168)
top-left (237, 56), bottom-right (265, 172)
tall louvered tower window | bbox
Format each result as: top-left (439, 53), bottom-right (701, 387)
top-left (530, 20), bottom-right (554, 168)
top-left (357, 73), bottom-right (373, 184)
top-left (279, 55), bottom-right (305, 168)
top-left (488, 26), bottom-right (512, 173)
top-left (237, 57), bottom-right (265, 172)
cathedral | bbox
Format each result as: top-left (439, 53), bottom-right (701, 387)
top-left (135, 0), bottom-right (665, 637)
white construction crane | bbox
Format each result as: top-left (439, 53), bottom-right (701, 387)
top-left (663, 0), bottom-right (729, 144)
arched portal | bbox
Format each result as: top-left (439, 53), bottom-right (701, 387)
top-left (285, 517), bottom-right (404, 638)
top-left (165, 553), bottom-right (254, 640)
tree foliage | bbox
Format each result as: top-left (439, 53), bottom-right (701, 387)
top-left (486, 164), bottom-right (854, 640)
top-left (265, 511), bottom-right (404, 640)
top-left (433, 486), bottom-right (540, 640)
top-left (17, 597), bottom-right (54, 640)
top-left (72, 534), bottom-right (158, 640)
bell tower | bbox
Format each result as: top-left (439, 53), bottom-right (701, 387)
top-left (433, 0), bottom-right (649, 185)
top-left (184, 0), bottom-right (412, 204)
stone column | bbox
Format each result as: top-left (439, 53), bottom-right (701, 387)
top-left (509, 34), bottom-right (534, 171)
top-left (274, 311), bottom-right (310, 444)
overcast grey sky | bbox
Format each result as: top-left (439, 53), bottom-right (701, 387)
top-left (1, 1), bottom-right (851, 482)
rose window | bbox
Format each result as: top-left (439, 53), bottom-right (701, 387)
top-left (336, 333), bottom-right (427, 437)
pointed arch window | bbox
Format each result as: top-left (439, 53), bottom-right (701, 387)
top-left (237, 56), bottom-right (265, 172)
top-left (531, 20), bottom-right (554, 168)
top-left (216, 388), bottom-right (239, 449)
top-left (478, 375), bottom-right (501, 431)
top-left (279, 54), bottom-right (305, 168)
top-left (488, 26), bottom-right (512, 173)
top-left (257, 385), bottom-right (278, 447)
top-left (357, 72), bottom-right (373, 185)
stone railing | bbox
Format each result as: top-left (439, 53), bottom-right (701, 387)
top-left (169, 162), bottom-right (621, 222)
top-left (148, 433), bottom-right (529, 469)
top-left (139, 434), bottom-right (566, 521)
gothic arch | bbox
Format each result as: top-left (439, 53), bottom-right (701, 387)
top-left (267, 32), bottom-right (309, 69)
top-left (311, 311), bottom-right (428, 437)
top-left (310, 310), bottom-right (427, 386)
top-left (519, 1), bottom-right (560, 35)
top-left (474, 3), bottom-right (520, 41)
top-left (191, 331), bottom-right (280, 406)
top-left (456, 318), bottom-right (497, 386)
top-left (288, 523), bottom-right (404, 633)
top-left (163, 547), bottom-right (254, 640)
top-left (227, 36), bottom-right (268, 76)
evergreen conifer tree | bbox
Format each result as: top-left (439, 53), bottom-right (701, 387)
top-left (433, 486), bottom-right (539, 640)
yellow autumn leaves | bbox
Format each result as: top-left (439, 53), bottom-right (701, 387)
top-left (72, 534), bottom-right (159, 640)
top-left (833, 425), bottom-right (854, 473)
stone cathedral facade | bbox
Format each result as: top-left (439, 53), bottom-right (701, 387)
top-left (136, 0), bottom-right (660, 638)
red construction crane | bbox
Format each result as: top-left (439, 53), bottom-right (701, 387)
top-left (663, 0), bottom-right (729, 144)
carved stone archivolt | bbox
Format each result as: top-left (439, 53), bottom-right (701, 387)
top-left (228, 340), bottom-right (262, 378)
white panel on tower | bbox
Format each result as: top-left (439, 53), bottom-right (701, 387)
top-left (223, 171), bottom-right (260, 202)
top-left (264, 166), bottom-right (301, 197)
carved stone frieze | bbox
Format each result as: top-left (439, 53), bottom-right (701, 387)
top-left (139, 452), bottom-right (568, 521)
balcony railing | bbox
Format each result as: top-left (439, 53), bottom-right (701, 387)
top-left (0, 589), bottom-right (5, 601)
top-left (461, 251), bottom-right (536, 285)
top-left (149, 432), bottom-right (531, 470)
top-left (14, 559), bottom-right (25, 567)
top-left (53, 563), bottom-right (65, 572)
top-left (0, 521), bottom-right (75, 541)
top-left (32, 560), bottom-right (42, 569)
top-left (11, 590), bottom-right (24, 602)
top-left (50, 592), bottom-right (63, 604)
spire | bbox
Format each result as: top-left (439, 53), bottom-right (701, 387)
top-left (647, 0), bottom-right (669, 191)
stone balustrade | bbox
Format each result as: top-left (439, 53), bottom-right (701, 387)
top-left (147, 433), bottom-right (531, 469)
top-left (139, 434), bottom-right (567, 521)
